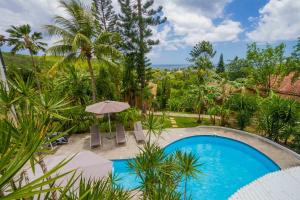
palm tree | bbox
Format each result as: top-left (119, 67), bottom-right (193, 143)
top-left (45, 0), bottom-right (121, 103)
top-left (175, 151), bottom-right (202, 200)
top-left (6, 24), bottom-right (47, 90)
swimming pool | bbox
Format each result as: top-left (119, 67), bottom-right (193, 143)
top-left (113, 135), bottom-right (280, 200)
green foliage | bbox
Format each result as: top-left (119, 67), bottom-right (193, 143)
top-left (117, 0), bottom-right (166, 111)
top-left (175, 151), bottom-right (202, 200)
top-left (0, 77), bottom-right (77, 199)
top-left (45, 0), bottom-right (122, 102)
top-left (258, 93), bottom-right (299, 141)
top-left (156, 72), bottom-right (171, 109)
top-left (92, 0), bottom-right (117, 32)
top-left (56, 65), bottom-right (91, 105)
top-left (286, 37), bottom-right (300, 81)
top-left (247, 42), bottom-right (285, 92)
top-left (216, 53), bottom-right (225, 74)
top-left (226, 56), bottom-right (251, 81)
top-left (63, 106), bottom-right (94, 133)
top-left (226, 93), bottom-right (258, 130)
top-left (143, 111), bottom-right (165, 140)
top-left (6, 24), bottom-right (47, 89)
top-left (128, 142), bottom-right (202, 200)
top-left (96, 66), bottom-right (117, 100)
top-left (168, 96), bottom-right (185, 112)
top-left (65, 176), bottom-right (130, 199)
top-left (6, 24), bottom-right (46, 55)
top-left (188, 41), bottom-right (216, 64)
top-left (128, 143), bottom-right (181, 199)
top-left (116, 107), bottom-right (141, 129)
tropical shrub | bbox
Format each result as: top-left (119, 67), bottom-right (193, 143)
top-left (226, 93), bottom-right (258, 130)
top-left (168, 97), bottom-right (185, 112)
top-left (258, 94), bottom-right (299, 141)
top-left (96, 66), bottom-right (117, 101)
top-left (62, 106), bottom-right (94, 133)
top-left (116, 108), bottom-right (141, 130)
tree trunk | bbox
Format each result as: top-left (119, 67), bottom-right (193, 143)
top-left (197, 107), bottom-right (202, 123)
top-left (137, 0), bottom-right (146, 113)
top-left (87, 57), bottom-right (97, 102)
top-left (29, 52), bottom-right (41, 91)
top-left (38, 155), bottom-right (57, 200)
top-left (184, 176), bottom-right (187, 200)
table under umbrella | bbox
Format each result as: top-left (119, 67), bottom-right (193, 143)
top-left (85, 100), bottom-right (130, 133)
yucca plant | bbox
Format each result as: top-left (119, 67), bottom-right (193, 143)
top-left (63, 175), bottom-right (131, 200)
top-left (0, 93), bottom-right (76, 199)
top-left (143, 111), bottom-right (164, 141)
top-left (226, 93), bottom-right (258, 130)
top-left (258, 93), bottom-right (299, 142)
top-left (128, 142), bottom-right (203, 200)
top-left (0, 74), bottom-right (76, 199)
top-left (128, 142), bottom-right (181, 200)
top-left (175, 151), bottom-right (202, 200)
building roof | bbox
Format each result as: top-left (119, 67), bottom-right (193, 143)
top-left (272, 73), bottom-right (300, 96)
top-left (230, 167), bottom-right (300, 200)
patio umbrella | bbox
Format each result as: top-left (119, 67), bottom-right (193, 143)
top-left (85, 100), bottom-right (130, 133)
top-left (27, 151), bottom-right (112, 186)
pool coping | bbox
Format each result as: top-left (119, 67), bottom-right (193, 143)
top-left (113, 126), bottom-right (300, 168)
top-left (199, 126), bottom-right (300, 161)
top-left (112, 133), bottom-right (281, 170)
top-left (160, 134), bottom-right (281, 170)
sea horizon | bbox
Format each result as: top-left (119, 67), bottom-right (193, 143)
top-left (151, 63), bottom-right (190, 69)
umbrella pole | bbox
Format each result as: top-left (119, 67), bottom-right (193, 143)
top-left (108, 113), bottom-right (112, 136)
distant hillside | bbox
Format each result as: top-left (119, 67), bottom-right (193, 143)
top-left (2, 52), bottom-right (57, 72)
top-left (1, 52), bottom-right (105, 74)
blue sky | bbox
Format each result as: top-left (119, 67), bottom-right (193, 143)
top-left (0, 0), bottom-right (300, 65)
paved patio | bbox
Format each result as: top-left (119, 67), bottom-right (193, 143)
top-left (53, 126), bottom-right (300, 169)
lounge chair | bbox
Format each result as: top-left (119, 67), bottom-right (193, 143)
top-left (90, 124), bottom-right (101, 148)
top-left (134, 121), bottom-right (146, 143)
top-left (116, 123), bottom-right (126, 145)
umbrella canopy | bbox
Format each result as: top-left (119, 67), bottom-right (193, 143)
top-left (27, 151), bottom-right (112, 185)
top-left (85, 101), bottom-right (130, 115)
top-left (85, 101), bottom-right (130, 134)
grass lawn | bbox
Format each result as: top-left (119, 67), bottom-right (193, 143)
top-left (162, 116), bottom-right (214, 128)
top-left (175, 117), bottom-right (199, 128)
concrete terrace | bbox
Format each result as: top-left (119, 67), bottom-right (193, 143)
top-left (53, 126), bottom-right (300, 169)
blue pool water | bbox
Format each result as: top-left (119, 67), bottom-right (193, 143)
top-left (113, 135), bottom-right (280, 200)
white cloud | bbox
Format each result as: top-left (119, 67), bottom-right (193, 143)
top-left (247, 0), bottom-right (300, 42)
top-left (152, 1), bottom-right (243, 50)
top-left (0, 0), bottom-right (243, 52)
top-left (0, 0), bottom-right (64, 33)
top-left (168, 0), bottom-right (232, 18)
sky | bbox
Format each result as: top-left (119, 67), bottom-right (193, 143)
top-left (0, 0), bottom-right (300, 65)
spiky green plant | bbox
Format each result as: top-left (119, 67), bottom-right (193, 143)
top-left (175, 151), bottom-right (202, 200)
top-left (64, 175), bottom-right (131, 200)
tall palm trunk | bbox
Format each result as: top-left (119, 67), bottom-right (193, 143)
top-left (29, 52), bottom-right (41, 91)
top-left (87, 56), bottom-right (97, 102)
